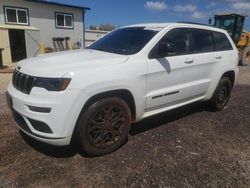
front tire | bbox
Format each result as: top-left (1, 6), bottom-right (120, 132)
top-left (76, 97), bottom-right (131, 156)
top-left (207, 77), bottom-right (232, 111)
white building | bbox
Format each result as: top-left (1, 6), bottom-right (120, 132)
top-left (0, 0), bottom-right (90, 66)
top-left (85, 29), bottom-right (108, 47)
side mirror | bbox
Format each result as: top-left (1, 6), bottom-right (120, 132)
top-left (150, 42), bottom-right (175, 59)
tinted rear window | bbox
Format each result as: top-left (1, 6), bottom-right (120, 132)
top-left (212, 31), bottom-right (233, 51)
top-left (190, 29), bottom-right (213, 53)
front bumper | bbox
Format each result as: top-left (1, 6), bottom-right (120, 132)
top-left (7, 83), bottom-right (89, 146)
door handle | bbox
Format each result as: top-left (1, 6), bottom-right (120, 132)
top-left (215, 56), bottom-right (222, 59)
top-left (185, 60), bottom-right (194, 64)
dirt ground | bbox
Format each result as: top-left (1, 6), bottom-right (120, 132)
top-left (0, 67), bottom-right (250, 187)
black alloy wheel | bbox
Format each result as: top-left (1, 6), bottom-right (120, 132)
top-left (208, 77), bottom-right (232, 111)
top-left (88, 105), bottom-right (126, 148)
top-left (76, 97), bottom-right (131, 156)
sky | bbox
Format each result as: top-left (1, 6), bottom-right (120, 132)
top-left (52, 0), bottom-right (250, 30)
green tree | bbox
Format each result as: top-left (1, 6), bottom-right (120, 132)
top-left (99, 24), bottom-right (115, 31)
top-left (89, 25), bottom-right (97, 30)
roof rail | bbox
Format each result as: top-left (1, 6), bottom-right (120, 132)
top-left (177, 21), bottom-right (211, 27)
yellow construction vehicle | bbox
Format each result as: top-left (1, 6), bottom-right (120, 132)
top-left (213, 13), bottom-right (250, 65)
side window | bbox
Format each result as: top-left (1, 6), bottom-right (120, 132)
top-left (212, 31), bottom-right (233, 51)
top-left (4, 6), bottom-right (29, 25)
top-left (159, 28), bottom-right (191, 56)
top-left (55, 12), bottom-right (74, 29)
top-left (190, 29), bottom-right (213, 53)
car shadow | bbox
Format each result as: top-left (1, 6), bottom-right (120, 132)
top-left (20, 131), bottom-right (80, 158)
top-left (20, 129), bottom-right (129, 158)
top-left (130, 102), bottom-right (205, 135)
top-left (20, 102), bottom-right (205, 158)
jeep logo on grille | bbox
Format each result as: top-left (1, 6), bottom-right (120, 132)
top-left (17, 66), bottom-right (21, 70)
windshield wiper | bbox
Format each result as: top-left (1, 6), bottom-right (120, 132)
top-left (89, 47), bottom-right (128, 55)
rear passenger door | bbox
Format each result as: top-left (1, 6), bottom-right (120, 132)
top-left (187, 28), bottom-right (220, 95)
top-left (211, 31), bottom-right (235, 70)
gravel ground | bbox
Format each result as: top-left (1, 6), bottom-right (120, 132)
top-left (0, 67), bottom-right (250, 187)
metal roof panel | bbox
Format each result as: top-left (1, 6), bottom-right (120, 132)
top-left (25, 0), bottom-right (90, 10)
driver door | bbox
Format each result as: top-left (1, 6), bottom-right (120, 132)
top-left (146, 28), bottom-right (212, 111)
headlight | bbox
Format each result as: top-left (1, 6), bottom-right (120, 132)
top-left (33, 78), bottom-right (71, 91)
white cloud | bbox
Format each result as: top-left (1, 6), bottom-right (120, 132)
top-left (217, 0), bottom-right (248, 2)
top-left (145, 1), bottom-right (167, 11)
top-left (173, 4), bottom-right (206, 19)
top-left (232, 2), bottom-right (250, 11)
top-left (174, 4), bottom-right (196, 13)
top-left (191, 11), bottom-right (206, 19)
top-left (206, 2), bottom-right (216, 9)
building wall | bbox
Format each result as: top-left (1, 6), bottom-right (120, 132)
top-left (0, 0), bottom-right (84, 48)
top-left (0, 28), bottom-right (12, 65)
top-left (85, 30), bottom-right (108, 47)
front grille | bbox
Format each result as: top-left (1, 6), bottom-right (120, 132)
top-left (12, 70), bottom-right (35, 94)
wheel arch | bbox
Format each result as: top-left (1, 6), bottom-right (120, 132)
top-left (221, 70), bottom-right (236, 86)
top-left (79, 89), bottom-right (136, 122)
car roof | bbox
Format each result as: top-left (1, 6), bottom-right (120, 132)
top-left (123, 23), bottom-right (227, 34)
top-left (124, 23), bottom-right (173, 29)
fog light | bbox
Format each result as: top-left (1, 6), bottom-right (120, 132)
top-left (28, 118), bottom-right (53, 134)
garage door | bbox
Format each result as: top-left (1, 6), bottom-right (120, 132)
top-left (25, 30), bottom-right (41, 58)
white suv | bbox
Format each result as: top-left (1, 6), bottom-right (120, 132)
top-left (6, 23), bottom-right (238, 156)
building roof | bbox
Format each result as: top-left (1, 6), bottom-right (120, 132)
top-left (25, 0), bottom-right (90, 10)
top-left (214, 13), bottom-right (248, 17)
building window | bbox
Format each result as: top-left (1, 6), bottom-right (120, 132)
top-left (55, 12), bottom-right (74, 29)
top-left (4, 6), bottom-right (29, 25)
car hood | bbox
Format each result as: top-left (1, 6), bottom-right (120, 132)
top-left (17, 49), bottom-right (129, 77)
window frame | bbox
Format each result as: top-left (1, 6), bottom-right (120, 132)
top-left (189, 28), bottom-right (214, 54)
top-left (4, 6), bottom-right (30, 26)
top-left (211, 31), bottom-right (233, 52)
top-left (55, 12), bottom-right (74, 29)
top-left (149, 27), bottom-right (224, 59)
top-left (149, 27), bottom-right (192, 59)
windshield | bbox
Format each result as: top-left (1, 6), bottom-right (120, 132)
top-left (88, 27), bottom-right (160, 55)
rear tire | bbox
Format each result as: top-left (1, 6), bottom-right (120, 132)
top-left (207, 77), bottom-right (232, 111)
top-left (76, 97), bottom-right (131, 156)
